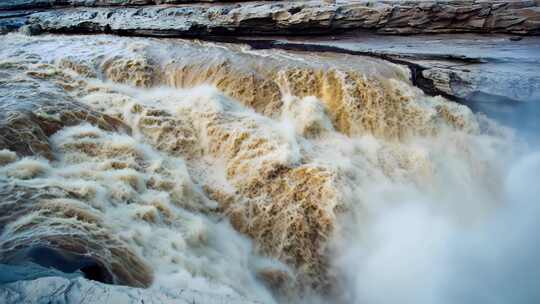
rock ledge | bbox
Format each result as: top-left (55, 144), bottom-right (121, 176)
top-left (1, 1), bottom-right (539, 36)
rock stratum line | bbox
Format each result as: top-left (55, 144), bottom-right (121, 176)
top-left (1, 0), bottom-right (540, 36)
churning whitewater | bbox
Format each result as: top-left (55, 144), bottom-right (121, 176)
top-left (0, 33), bottom-right (538, 304)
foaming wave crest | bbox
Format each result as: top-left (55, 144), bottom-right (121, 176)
top-left (0, 33), bottom-right (538, 304)
top-left (0, 123), bottom-right (282, 303)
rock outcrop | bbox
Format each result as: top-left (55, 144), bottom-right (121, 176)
top-left (1, 1), bottom-right (539, 36)
top-left (0, 0), bottom-right (251, 11)
top-left (0, 273), bottom-right (259, 304)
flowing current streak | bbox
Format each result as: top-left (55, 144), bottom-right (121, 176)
top-left (0, 33), bottom-right (538, 303)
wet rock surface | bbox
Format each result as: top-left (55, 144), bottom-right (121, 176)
top-left (0, 274), bottom-right (259, 304)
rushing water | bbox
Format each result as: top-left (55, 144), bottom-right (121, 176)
top-left (0, 33), bottom-right (538, 303)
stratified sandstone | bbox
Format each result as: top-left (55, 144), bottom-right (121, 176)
top-left (1, 1), bottom-right (539, 36)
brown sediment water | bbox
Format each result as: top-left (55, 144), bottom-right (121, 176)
top-left (0, 33), bottom-right (519, 303)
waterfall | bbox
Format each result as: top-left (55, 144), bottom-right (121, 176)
top-left (0, 33), bottom-right (537, 304)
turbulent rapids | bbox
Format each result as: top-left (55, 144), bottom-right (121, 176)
top-left (0, 33), bottom-right (538, 304)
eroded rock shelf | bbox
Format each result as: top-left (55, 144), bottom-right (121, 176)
top-left (1, 0), bottom-right (540, 36)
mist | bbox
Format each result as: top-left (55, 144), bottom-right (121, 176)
top-left (331, 107), bottom-right (540, 304)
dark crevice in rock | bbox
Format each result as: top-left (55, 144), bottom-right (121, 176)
top-left (11, 246), bottom-right (115, 285)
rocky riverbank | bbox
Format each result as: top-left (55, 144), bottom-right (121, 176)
top-left (1, 0), bottom-right (539, 36)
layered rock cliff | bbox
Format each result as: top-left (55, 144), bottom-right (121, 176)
top-left (1, 0), bottom-right (538, 36)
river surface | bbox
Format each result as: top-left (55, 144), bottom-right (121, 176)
top-left (0, 33), bottom-right (539, 304)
